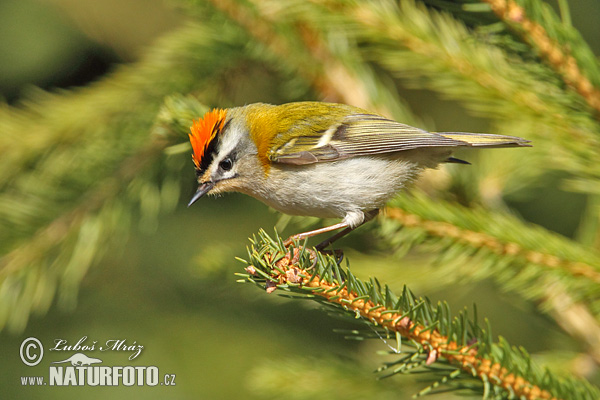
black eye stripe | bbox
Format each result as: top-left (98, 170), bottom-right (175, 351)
top-left (198, 139), bottom-right (218, 174)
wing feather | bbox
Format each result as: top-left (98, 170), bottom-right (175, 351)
top-left (269, 113), bottom-right (469, 165)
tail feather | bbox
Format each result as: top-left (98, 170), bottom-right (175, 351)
top-left (445, 157), bottom-right (471, 164)
top-left (438, 132), bottom-right (531, 148)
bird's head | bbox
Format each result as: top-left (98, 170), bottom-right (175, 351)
top-left (187, 104), bottom-right (278, 206)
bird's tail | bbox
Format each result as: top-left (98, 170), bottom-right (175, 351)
top-left (437, 132), bottom-right (531, 148)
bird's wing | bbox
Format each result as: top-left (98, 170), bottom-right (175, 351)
top-left (269, 113), bottom-right (470, 165)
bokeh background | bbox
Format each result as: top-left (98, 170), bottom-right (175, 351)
top-left (2, 0), bottom-right (600, 398)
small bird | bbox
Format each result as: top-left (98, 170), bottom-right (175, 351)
top-left (187, 102), bottom-right (529, 248)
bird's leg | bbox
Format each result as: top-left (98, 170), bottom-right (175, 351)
top-left (283, 222), bottom-right (349, 266)
top-left (283, 221), bottom-right (349, 247)
top-left (314, 226), bottom-right (353, 251)
top-left (283, 209), bottom-right (380, 251)
top-left (315, 209), bottom-right (379, 251)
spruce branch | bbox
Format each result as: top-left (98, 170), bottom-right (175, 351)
top-left (378, 191), bottom-right (600, 363)
top-left (0, 138), bottom-right (166, 278)
top-left (383, 206), bottom-right (600, 284)
top-left (483, 0), bottom-right (600, 115)
top-left (206, 0), bottom-right (352, 103)
top-left (0, 18), bottom-right (295, 331)
top-left (206, 0), bottom-right (419, 124)
top-left (0, 138), bottom-right (166, 330)
top-left (237, 230), bottom-right (599, 400)
top-left (291, 0), bottom-right (600, 188)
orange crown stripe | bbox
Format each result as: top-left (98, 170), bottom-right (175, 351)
top-left (189, 108), bottom-right (227, 169)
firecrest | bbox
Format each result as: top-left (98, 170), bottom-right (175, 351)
top-left (187, 101), bottom-right (529, 248)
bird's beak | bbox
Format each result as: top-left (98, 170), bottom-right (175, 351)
top-left (187, 182), bottom-right (214, 207)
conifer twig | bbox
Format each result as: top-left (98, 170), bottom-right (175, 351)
top-left (207, 0), bottom-right (393, 116)
top-left (384, 207), bottom-right (600, 283)
top-left (273, 255), bottom-right (556, 400)
top-left (0, 139), bottom-right (166, 278)
top-left (483, 0), bottom-right (600, 114)
top-left (292, 20), bottom-right (394, 116)
top-left (206, 0), bottom-right (343, 102)
top-left (380, 199), bottom-right (600, 364)
top-left (237, 230), bottom-right (599, 400)
top-left (543, 282), bottom-right (600, 365)
top-left (267, 250), bottom-right (555, 399)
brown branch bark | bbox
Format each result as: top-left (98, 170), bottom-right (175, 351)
top-left (384, 207), bottom-right (600, 284)
top-left (254, 247), bottom-right (559, 400)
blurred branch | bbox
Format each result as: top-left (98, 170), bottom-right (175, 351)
top-left (0, 19), bottom-right (273, 331)
top-left (0, 139), bottom-right (165, 279)
top-left (383, 206), bottom-right (600, 284)
top-left (543, 282), bottom-right (600, 367)
top-left (237, 230), bottom-right (599, 400)
top-left (302, 0), bottom-right (600, 192)
top-left (207, 0), bottom-right (352, 102)
top-left (0, 139), bottom-right (166, 331)
top-left (378, 191), bottom-right (600, 363)
top-left (484, 0), bottom-right (600, 115)
top-left (207, 0), bottom-right (418, 122)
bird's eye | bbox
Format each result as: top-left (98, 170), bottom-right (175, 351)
top-left (219, 158), bottom-right (233, 171)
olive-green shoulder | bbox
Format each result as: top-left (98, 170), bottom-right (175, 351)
top-left (238, 102), bottom-right (376, 165)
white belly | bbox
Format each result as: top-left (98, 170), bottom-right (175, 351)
top-left (250, 156), bottom-right (422, 220)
